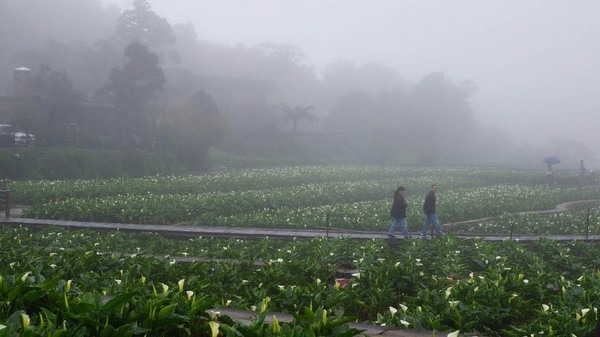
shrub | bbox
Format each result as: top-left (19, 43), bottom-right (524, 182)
top-left (0, 147), bottom-right (186, 180)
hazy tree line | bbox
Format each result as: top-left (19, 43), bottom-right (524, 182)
top-left (0, 0), bottom-right (589, 168)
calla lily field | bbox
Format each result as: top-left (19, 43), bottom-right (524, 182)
top-left (1, 166), bottom-right (600, 336)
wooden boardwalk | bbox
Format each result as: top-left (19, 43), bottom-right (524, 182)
top-left (3, 199), bottom-right (600, 242)
top-left (0, 215), bottom-right (597, 243)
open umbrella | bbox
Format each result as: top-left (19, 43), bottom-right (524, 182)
top-left (543, 156), bottom-right (560, 165)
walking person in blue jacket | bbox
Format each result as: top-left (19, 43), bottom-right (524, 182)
top-left (420, 184), bottom-right (445, 238)
top-left (387, 186), bottom-right (410, 238)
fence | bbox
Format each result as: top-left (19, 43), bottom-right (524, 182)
top-left (0, 179), bottom-right (10, 218)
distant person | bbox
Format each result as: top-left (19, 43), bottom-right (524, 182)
top-left (420, 184), bottom-right (445, 238)
top-left (387, 186), bottom-right (410, 238)
top-left (578, 159), bottom-right (586, 186)
top-left (545, 164), bottom-right (553, 185)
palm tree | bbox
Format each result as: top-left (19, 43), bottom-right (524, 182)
top-left (275, 103), bottom-right (319, 140)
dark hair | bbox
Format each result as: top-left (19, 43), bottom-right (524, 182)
top-left (431, 184), bottom-right (437, 188)
top-left (394, 186), bottom-right (405, 197)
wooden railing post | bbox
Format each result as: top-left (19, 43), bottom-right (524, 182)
top-left (1, 178), bottom-right (10, 218)
top-left (326, 212), bottom-right (330, 239)
top-left (4, 190), bottom-right (9, 218)
top-left (586, 208), bottom-right (591, 240)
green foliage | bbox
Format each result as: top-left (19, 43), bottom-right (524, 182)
top-left (1, 228), bottom-right (599, 336)
top-left (100, 41), bottom-right (166, 149)
top-left (450, 208), bottom-right (600, 235)
top-left (115, 0), bottom-right (176, 50)
top-left (0, 228), bottom-right (365, 335)
top-left (14, 166), bottom-right (600, 232)
top-left (157, 90), bottom-right (228, 170)
top-left (275, 103), bottom-right (319, 140)
top-left (6, 165), bottom-right (600, 335)
top-left (324, 72), bottom-right (478, 164)
top-left (0, 147), bottom-right (184, 180)
top-left (204, 147), bottom-right (362, 169)
top-left (11, 166), bottom-right (463, 203)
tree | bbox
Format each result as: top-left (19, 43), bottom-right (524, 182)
top-left (324, 91), bottom-right (396, 163)
top-left (105, 41), bottom-right (165, 112)
top-left (275, 103), bottom-right (319, 140)
top-left (321, 72), bottom-right (478, 165)
top-left (101, 41), bottom-right (166, 148)
top-left (319, 61), bottom-right (411, 109)
top-left (80, 38), bottom-right (124, 93)
top-left (157, 90), bottom-right (228, 169)
top-left (404, 72), bottom-right (476, 163)
top-left (251, 43), bottom-right (307, 64)
top-left (31, 63), bottom-right (80, 127)
top-left (325, 91), bottom-right (381, 131)
top-left (115, 0), bottom-right (176, 50)
top-left (30, 64), bottom-right (82, 145)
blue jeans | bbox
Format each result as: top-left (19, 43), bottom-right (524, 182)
top-left (421, 213), bottom-right (444, 236)
top-left (388, 217), bottom-right (410, 238)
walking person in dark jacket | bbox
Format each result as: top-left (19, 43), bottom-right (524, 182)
top-left (387, 186), bottom-right (410, 238)
top-left (420, 184), bottom-right (445, 238)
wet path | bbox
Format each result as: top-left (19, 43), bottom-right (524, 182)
top-left (0, 215), bottom-right (597, 242)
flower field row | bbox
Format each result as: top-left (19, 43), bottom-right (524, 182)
top-left (11, 166), bottom-right (572, 205)
top-left (449, 208), bottom-right (600, 235)
top-left (12, 166), bottom-right (465, 204)
top-left (198, 185), bottom-right (600, 232)
top-left (1, 227), bottom-right (599, 336)
top-left (22, 183), bottom-right (600, 234)
top-left (10, 166), bottom-right (600, 236)
top-left (20, 176), bottom-right (468, 224)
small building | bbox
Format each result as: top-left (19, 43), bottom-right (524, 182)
top-left (0, 67), bottom-right (33, 124)
top-left (13, 67), bottom-right (32, 98)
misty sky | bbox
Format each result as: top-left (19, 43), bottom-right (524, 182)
top-left (105, 0), bottom-right (600, 152)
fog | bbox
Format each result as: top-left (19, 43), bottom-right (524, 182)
top-left (1, 0), bottom-right (598, 169)
top-left (129, 0), bottom-right (600, 148)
